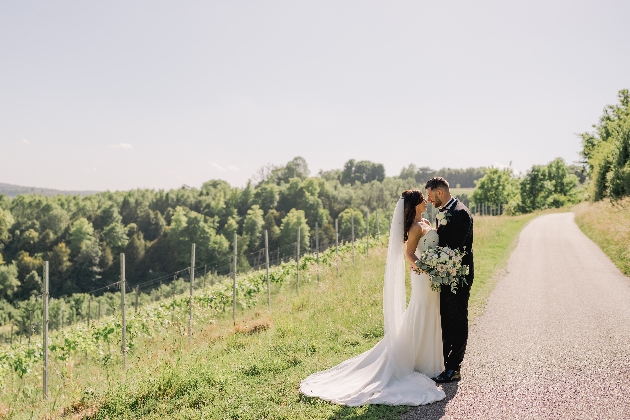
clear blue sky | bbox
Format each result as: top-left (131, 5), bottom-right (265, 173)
top-left (1, 1), bottom-right (629, 191)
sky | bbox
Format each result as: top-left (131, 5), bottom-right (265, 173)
top-left (1, 0), bottom-right (629, 191)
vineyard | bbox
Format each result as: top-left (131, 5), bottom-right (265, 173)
top-left (0, 235), bottom-right (381, 417)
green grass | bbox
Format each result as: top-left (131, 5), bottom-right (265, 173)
top-left (573, 198), bottom-right (630, 276)
top-left (4, 213), bottom-right (538, 420)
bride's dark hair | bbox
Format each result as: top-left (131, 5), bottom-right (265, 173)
top-left (402, 189), bottom-right (425, 242)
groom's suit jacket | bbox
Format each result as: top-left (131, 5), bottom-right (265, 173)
top-left (436, 198), bottom-right (474, 288)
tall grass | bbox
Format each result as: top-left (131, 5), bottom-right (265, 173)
top-left (573, 198), bottom-right (630, 276)
top-left (4, 214), bottom-right (536, 419)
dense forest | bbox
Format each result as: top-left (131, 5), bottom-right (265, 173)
top-left (0, 159), bottom-right (489, 309)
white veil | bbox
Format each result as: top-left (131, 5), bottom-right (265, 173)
top-left (383, 198), bottom-right (406, 337)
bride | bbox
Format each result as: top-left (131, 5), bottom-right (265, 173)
top-left (300, 189), bottom-right (445, 406)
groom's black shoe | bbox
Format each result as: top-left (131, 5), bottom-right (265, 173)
top-left (432, 370), bottom-right (461, 383)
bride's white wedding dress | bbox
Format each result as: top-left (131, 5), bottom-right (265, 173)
top-left (300, 201), bottom-right (445, 406)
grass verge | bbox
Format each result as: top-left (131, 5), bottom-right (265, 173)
top-left (6, 213), bottom-right (537, 419)
top-left (573, 197), bottom-right (630, 276)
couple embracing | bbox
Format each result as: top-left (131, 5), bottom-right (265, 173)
top-left (300, 177), bottom-right (474, 406)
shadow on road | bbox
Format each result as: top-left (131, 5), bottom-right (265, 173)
top-left (401, 382), bottom-right (459, 420)
top-left (317, 383), bottom-right (459, 420)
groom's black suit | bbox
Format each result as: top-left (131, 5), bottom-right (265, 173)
top-left (436, 198), bottom-right (474, 371)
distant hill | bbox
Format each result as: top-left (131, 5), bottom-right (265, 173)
top-left (0, 182), bottom-right (99, 198)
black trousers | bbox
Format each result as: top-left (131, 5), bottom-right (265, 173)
top-left (440, 284), bottom-right (471, 371)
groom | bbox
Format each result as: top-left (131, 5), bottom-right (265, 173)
top-left (425, 177), bottom-right (474, 383)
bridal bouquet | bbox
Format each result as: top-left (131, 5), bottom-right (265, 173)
top-left (414, 246), bottom-right (469, 293)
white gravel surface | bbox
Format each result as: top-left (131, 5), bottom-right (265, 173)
top-left (404, 212), bottom-right (630, 419)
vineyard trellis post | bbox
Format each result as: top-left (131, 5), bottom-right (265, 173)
top-left (232, 233), bottom-right (237, 325)
top-left (88, 298), bottom-right (91, 327)
top-left (265, 230), bottom-right (270, 308)
top-left (351, 212), bottom-right (355, 262)
top-left (376, 208), bottom-right (380, 241)
top-left (296, 226), bottom-right (300, 294)
top-left (335, 218), bottom-right (339, 277)
top-left (120, 253), bottom-right (127, 370)
top-left (366, 210), bottom-right (370, 257)
top-left (98, 301), bottom-right (101, 320)
top-left (133, 286), bottom-right (138, 313)
top-left (315, 222), bottom-right (319, 282)
top-left (43, 261), bottom-right (49, 399)
top-left (28, 311), bottom-right (32, 348)
top-left (189, 243), bottom-right (195, 341)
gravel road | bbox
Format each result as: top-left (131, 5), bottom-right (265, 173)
top-left (404, 212), bottom-right (630, 419)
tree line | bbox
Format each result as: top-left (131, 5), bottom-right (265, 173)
top-left (0, 158), bottom-right (489, 316)
top-left (467, 88), bottom-right (628, 212)
top-left (580, 89), bottom-right (630, 201)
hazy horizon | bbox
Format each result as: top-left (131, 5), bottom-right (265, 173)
top-left (2, 1), bottom-right (629, 191)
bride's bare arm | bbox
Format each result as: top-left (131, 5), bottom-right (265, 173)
top-left (405, 223), bottom-right (425, 271)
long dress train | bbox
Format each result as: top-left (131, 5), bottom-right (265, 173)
top-left (299, 229), bottom-right (445, 406)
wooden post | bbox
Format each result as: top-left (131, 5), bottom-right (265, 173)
top-left (189, 243), bottom-right (195, 341)
top-left (28, 311), bottom-right (32, 348)
top-left (351, 212), bottom-right (355, 262)
top-left (87, 298), bottom-right (91, 327)
top-left (296, 226), bottom-right (300, 294)
top-left (135, 286), bottom-right (139, 313)
top-left (43, 261), bottom-right (49, 399)
top-left (98, 301), bottom-right (101, 320)
top-left (366, 210), bottom-right (370, 256)
top-left (315, 222), bottom-right (319, 282)
top-left (376, 208), bottom-right (380, 241)
top-left (265, 230), bottom-right (270, 308)
top-left (232, 233), bottom-right (237, 325)
top-left (335, 218), bottom-right (339, 277)
top-left (120, 253), bottom-right (127, 370)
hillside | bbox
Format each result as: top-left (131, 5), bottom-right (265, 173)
top-left (1, 212), bottom-right (538, 419)
top-left (0, 182), bottom-right (98, 198)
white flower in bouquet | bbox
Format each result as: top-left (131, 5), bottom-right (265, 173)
top-left (414, 245), bottom-right (469, 293)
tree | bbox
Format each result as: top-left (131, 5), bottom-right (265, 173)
top-left (580, 89), bottom-right (630, 200)
top-left (253, 183), bottom-right (279, 213)
top-left (137, 209), bottom-right (166, 241)
top-left (545, 158), bottom-right (579, 206)
top-left (255, 157), bottom-right (311, 185)
top-left (277, 209), bottom-right (310, 252)
top-left (242, 205), bottom-right (265, 250)
top-left (519, 165), bottom-right (551, 212)
top-left (102, 222), bottom-right (129, 253)
top-left (0, 263), bottom-right (19, 300)
top-left (340, 159), bottom-right (386, 185)
top-left (49, 242), bottom-right (72, 296)
top-left (22, 270), bottom-right (42, 298)
top-left (399, 164), bottom-right (419, 180)
top-left (471, 168), bottom-right (519, 206)
top-left (94, 202), bottom-right (123, 231)
top-left (39, 203), bottom-right (69, 236)
top-left (15, 250), bottom-right (43, 282)
top-left (168, 207), bottom-right (230, 269)
top-left (73, 238), bottom-right (102, 292)
top-left (0, 208), bottom-right (14, 248)
top-left (338, 208), bottom-right (366, 241)
top-left (69, 218), bottom-right (96, 255)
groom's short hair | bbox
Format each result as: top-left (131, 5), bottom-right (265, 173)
top-left (425, 177), bottom-right (450, 192)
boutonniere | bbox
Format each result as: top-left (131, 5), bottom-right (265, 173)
top-left (436, 211), bottom-right (451, 225)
